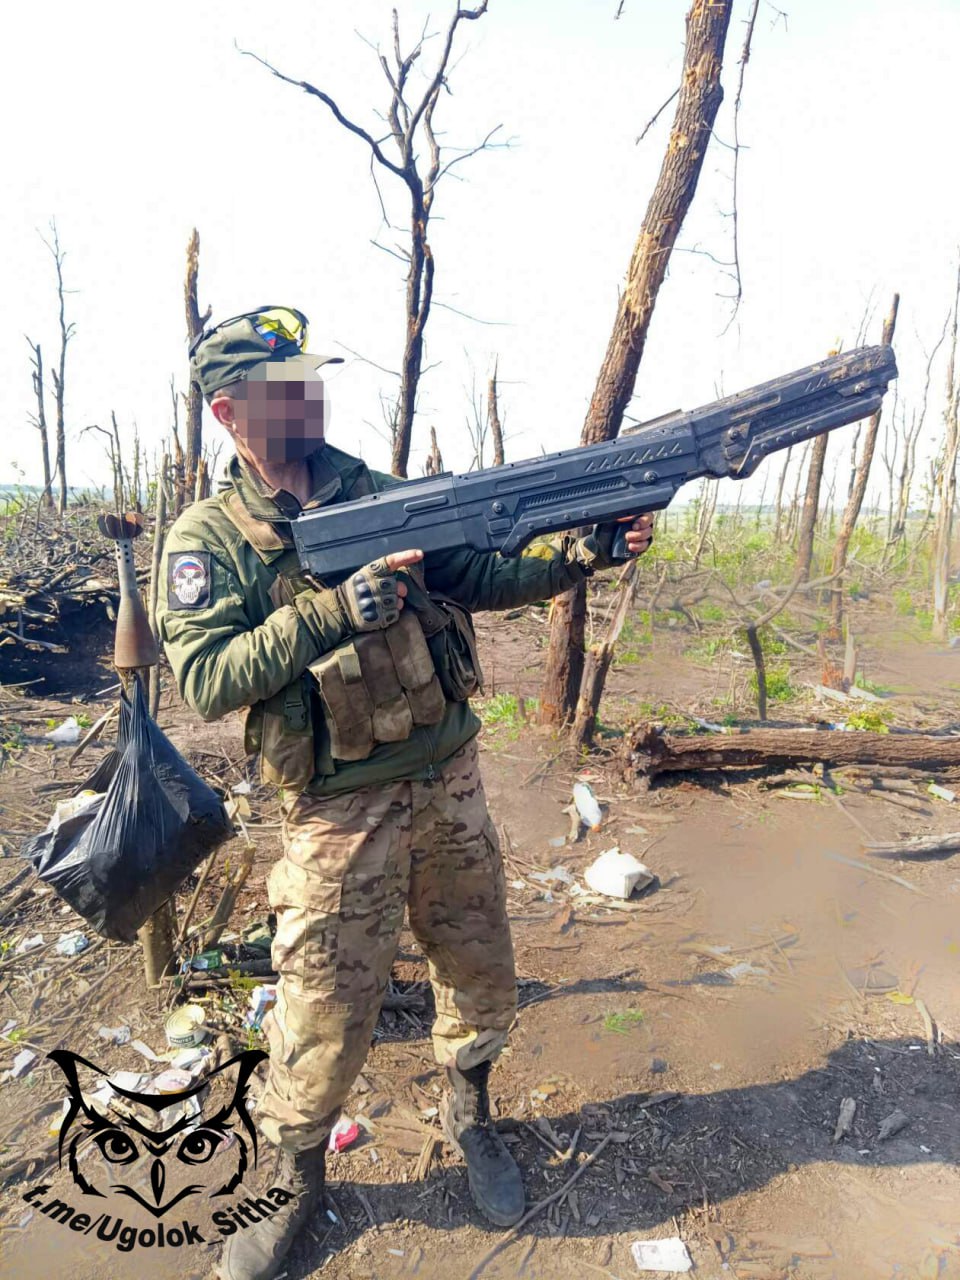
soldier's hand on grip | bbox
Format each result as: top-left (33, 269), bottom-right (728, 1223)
top-left (335, 549), bottom-right (424, 632)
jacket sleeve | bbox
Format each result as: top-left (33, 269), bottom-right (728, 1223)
top-left (156, 515), bottom-right (348, 723)
top-left (423, 539), bottom-right (592, 613)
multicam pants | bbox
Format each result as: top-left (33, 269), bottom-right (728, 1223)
top-left (256, 737), bottom-right (518, 1153)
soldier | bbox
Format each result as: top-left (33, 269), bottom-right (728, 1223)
top-left (157, 306), bottom-right (653, 1280)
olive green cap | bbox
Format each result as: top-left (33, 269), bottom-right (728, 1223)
top-left (189, 305), bottom-right (343, 399)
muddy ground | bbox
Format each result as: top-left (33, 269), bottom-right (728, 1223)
top-left (1, 591), bottom-right (959, 1280)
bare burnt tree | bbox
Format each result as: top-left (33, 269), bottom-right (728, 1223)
top-left (25, 338), bottom-right (53, 507)
top-left (487, 356), bottom-right (505, 465)
top-left (540, 0), bottom-right (734, 728)
top-left (772, 445), bottom-right (793, 542)
top-left (794, 432), bottom-right (829, 581)
top-left (241, 4), bottom-right (497, 478)
top-left (828, 294), bottom-right (899, 631)
top-left (886, 321), bottom-right (947, 558)
top-left (40, 220), bottom-right (75, 515)
top-left (183, 229), bottom-right (210, 511)
top-left (932, 265), bottom-right (960, 642)
top-left (424, 425), bottom-right (445, 475)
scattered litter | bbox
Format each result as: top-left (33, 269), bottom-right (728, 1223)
top-left (246, 985), bottom-right (278, 1031)
top-left (129, 1039), bottom-right (163, 1062)
top-left (928, 783), bottom-right (955, 803)
top-left (509, 879), bottom-right (525, 890)
top-left (170, 1046), bottom-right (210, 1073)
top-left (15, 933), bottom-right (44, 954)
top-left (630, 1237), bottom-right (693, 1272)
top-left (2, 1019), bottom-right (18, 1038)
top-left (529, 865), bottom-right (575, 887)
top-left (48, 1099), bottom-right (71, 1137)
top-left (387, 1250), bottom-right (405, 1259)
top-left (153, 1068), bottom-right (194, 1094)
top-left (725, 961), bottom-right (768, 980)
top-left (531, 1079), bottom-right (561, 1101)
top-left (165, 1004), bottom-right (209, 1048)
top-left (584, 848), bottom-right (654, 900)
top-left (54, 930), bottom-right (89, 956)
top-left (9, 1049), bottom-right (38, 1079)
top-left (328, 1116), bottom-right (361, 1153)
top-left (97, 1025), bottom-right (131, 1045)
top-left (572, 781), bottom-right (603, 831)
top-left (833, 1096), bottom-right (857, 1143)
top-left (231, 780), bottom-right (252, 795)
top-left (108, 1070), bottom-right (150, 1093)
top-left (187, 949), bottom-right (225, 972)
top-left (877, 1108), bottom-right (909, 1141)
top-left (225, 794), bottom-right (252, 821)
top-left (44, 716), bottom-right (81, 745)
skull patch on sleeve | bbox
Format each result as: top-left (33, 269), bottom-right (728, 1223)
top-left (168, 551), bottom-right (212, 609)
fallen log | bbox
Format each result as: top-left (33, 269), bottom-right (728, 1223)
top-left (864, 832), bottom-right (960, 861)
top-left (624, 723), bottom-right (960, 785)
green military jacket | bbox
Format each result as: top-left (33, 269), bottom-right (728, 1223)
top-left (157, 444), bottom-right (593, 797)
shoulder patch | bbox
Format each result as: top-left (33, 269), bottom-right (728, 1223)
top-left (167, 551), bottom-right (212, 610)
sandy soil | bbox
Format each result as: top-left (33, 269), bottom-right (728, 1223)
top-left (1, 594), bottom-right (959, 1280)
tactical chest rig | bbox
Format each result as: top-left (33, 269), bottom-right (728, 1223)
top-left (219, 489), bottom-right (482, 792)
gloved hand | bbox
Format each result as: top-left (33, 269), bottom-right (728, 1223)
top-left (335, 558), bottom-right (404, 631)
top-left (575, 515), bottom-right (654, 572)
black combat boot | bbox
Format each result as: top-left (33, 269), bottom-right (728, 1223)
top-left (218, 1144), bottom-right (326, 1280)
top-left (441, 1061), bottom-right (525, 1226)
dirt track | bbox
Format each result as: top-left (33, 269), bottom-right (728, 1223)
top-left (1, 599), bottom-right (959, 1280)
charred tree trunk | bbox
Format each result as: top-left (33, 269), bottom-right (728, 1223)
top-left (794, 432), bottom-right (829, 580)
top-left (626, 723), bottom-right (960, 781)
top-left (488, 356), bottom-right (505, 466)
top-left (183, 229), bottom-right (207, 509)
top-left (26, 339), bottom-right (54, 508)
top-left (424, 425), bottom-right (444, 475)
top-left (772, 445), bottom-right (792, 543)
top-left (932, 266), bottom-right (960, 643)
top-left (540, 0), bottom-right (733, 728)
top-left (43, 221), bottom-right (74, 517)
top-left (829, 294), bottom-right (899, 631)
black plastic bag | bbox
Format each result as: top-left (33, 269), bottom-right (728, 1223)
top-left (22, 677), bottom-right (232, 943)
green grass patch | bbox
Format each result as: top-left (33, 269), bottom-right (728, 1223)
top-left (844, 706), bottom-right (892, 733)
top-left (751, 665), bottom-right (795, 703)
top-left (603, 1009), bottom-right (645, 1035)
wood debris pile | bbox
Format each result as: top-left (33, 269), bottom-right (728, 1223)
top-left (0, 507), bottom-right (144, 674)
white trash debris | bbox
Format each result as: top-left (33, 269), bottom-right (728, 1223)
top-left (15, 934), bottom-right (44, 954)
top-left (529, 865), bottom-right (575, 886)
top-left (584, 847), bottom-right (654, 899)
top-left (572, 781), bottom-right (603, 830)
top-left (630, 1237), bottom-right (693, 1272)
top-left (44, 717), bottom-right (82, 745)
top-left (98, 1025), bottom-right (132, 1045)
top-left (928, 782), bottom-right (956, 803)
top-left (55, 930), bottom-right (89, 957)
top-left (9, 1049), bottom-right (39, 1080)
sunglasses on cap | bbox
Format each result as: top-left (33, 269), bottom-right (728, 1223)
top-left (190, 306), bottom-right (310, 358)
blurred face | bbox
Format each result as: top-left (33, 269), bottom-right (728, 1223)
top-left (212, 367), bottom-right (328, 464)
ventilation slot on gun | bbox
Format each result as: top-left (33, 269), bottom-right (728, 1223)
top-left (518, 475), bottom-right (628, 513)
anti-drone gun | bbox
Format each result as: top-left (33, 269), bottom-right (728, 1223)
top-left (292, 345), bottom-right (897, 576)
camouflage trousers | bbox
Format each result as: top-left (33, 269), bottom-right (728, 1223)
top-left (256, 737), bottom-right (518, 1153)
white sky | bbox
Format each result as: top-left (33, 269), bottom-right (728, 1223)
top-left (4, 0), bottom-right (960, 509)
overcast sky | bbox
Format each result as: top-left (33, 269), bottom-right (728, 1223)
top-left (5, 0), bottom-right (959, 509)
